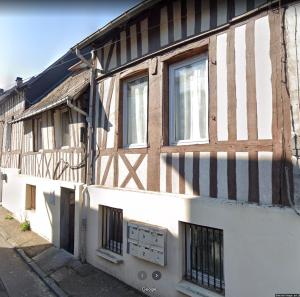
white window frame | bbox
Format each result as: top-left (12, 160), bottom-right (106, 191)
top-left (122, 74), bottom-right (148, 149)
top-left (169, 53), bottom-right (209, 146)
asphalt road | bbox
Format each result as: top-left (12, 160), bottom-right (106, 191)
top-left (0, 235), bottom-right (55, 297)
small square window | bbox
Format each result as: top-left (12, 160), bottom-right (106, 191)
top-left (26, 184), bottom-right (36, 210)
top-left (123, 75), bottom-right (148, 148)
top-left (101, 206), bottom-right (123, 255)
top-left (169, 54), bottom-right (209, 145)
top-left (183, 222), bottom-right (224, 295)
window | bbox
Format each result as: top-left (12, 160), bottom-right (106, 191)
top-left (4, 123), bottom-right (11, 151)
top-left (101, 206), bottom-right (123, 255)
top-left (123, 75), bottom-right (148, 148)
top-left (33, 117), bottom-right (42, 152)
top-left (183, 223), bottom-right (224, 295)
top-left (169, 54), bottom-right (208, 145)
top-left (61, 110), bottom-right (70, 147)
top-left (25, 184), bottom-right (36, 210)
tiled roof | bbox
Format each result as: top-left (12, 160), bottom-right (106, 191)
top-left (12, 69), bottom-right (89, 122)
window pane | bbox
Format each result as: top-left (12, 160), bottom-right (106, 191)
top-left (172, 57), bottom-right (208, 143)
top-left (125, 76), bottom-right (148, 146)
top-left (102, 206), bottom-right (123, 255)
top-left (184, 223), bottom-right (224, 295)
top-left (33, 118), bottom-right (42, 151)
top-left (61, 111), bottom-right (70, 146)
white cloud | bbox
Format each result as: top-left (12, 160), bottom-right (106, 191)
top-left (0, 74), bottom-right (15, 90)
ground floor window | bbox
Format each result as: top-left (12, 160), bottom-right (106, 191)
top-left (183, 222), bottom-right (224, 295)
top-left (25, 184), bottom-right (36, 210)
top-left (101, 206), bottom-right (123, 255)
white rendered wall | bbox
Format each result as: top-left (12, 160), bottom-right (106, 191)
top-left (86, 186), bottom-right (300, 297)
top-left (285, 3), bottom-right (300, 206)
top-left (1, 168), bottom-right (82, 258)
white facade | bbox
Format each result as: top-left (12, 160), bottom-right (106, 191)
top-left (0, 168), bottom-right (83, 258)
top-left (85, 186), bottom-right (300, 297)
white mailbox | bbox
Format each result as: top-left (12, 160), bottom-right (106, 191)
top-left (128, 223), bottom-right (139, 241)
top-left (151, 231), bottom-right (164, 248)
top-left (127, 221), bottom-right (167, 266)
top-left (151, 248), bottom-right (164, 265)
top-left (128, 240), bottom-right (139, 257)
top-left (139, 246), bottom-right (151, 260)
top-left (139, 228), bottom-right (152, 245)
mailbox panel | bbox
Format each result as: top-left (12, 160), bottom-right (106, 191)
top-left (127, 221), bottom-right (167, 266)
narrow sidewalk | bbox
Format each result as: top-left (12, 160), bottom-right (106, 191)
top-left (0, 207), bottom-right (145, 297)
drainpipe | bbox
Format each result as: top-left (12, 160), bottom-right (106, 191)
top-left (87, 53), bottom-right (96, 186)
top-left (79, 185), bottom-right (88, 262)
top-left (66, 97), bottom-right (87, 117)
top-left (74, 48), bottom-right (97, 262)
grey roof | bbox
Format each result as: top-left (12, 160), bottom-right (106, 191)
top-left (11, 69), bottom-right (90, 123)
top-left (71, 0), bottom-right (161, 50)
top-left (0, 77), bottom-right (35, 103)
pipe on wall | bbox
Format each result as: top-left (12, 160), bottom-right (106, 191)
top-left (74, 48), bottom-right (97, 262)
top-left (66, 98), bottom-right (87, 116)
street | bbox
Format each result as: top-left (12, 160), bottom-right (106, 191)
top-left (0, 235), bottom-right (54, 297)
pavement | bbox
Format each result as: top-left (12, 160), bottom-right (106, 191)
top-left (0, 207), bottom-right (145, 297)
top-left (0, 230), bottom-right (55, 297)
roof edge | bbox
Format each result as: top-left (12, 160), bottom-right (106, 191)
top-left (71, 0), bottom-right (161, 51)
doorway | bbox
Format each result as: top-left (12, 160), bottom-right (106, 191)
top-left (60, 187), bottom-right (75, 254)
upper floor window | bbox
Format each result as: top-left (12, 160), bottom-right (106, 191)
top-left (4, 123), bottom-right (11, 151)
top-left (33, 117), bottom-right (42, 152)
top-left (61, 110), bottom-right (70, 147)
top-left (169, 54), bottom-right (208, 145)
top-left (123, 75), bottom-right (148, 148)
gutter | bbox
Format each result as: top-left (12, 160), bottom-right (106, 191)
top-left (71, 0), bottom-right (161, 50)
top-left (9, 95), bottom-right (71, 123)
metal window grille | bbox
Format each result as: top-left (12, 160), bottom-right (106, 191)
top-left (102, 206), bottom-right (123, 255)
top-left (184, 223), bottom-right (225, 295)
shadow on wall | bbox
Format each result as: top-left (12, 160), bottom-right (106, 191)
top-left (43, 190), bottom-right (56, 237)
top-left (160, 152), bottom-right (293, 207)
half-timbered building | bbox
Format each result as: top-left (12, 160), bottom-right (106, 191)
top-left (2, 0), bottom-right (300, 296)
top-left (71, 1), bottom-right (300, 296)
top-left (0, 52), bottom-right (88, 253)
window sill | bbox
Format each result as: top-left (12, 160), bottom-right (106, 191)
top-left (176, 281), bottom-right (223, 297)
top-left (122, 144), bottom-right (148, 149)
top-left (95, 248), bottom-right (123, 264)
top-left (169, 140), bottom-right (209, 146)
top-left (25, 209), bottom-right (36, 212)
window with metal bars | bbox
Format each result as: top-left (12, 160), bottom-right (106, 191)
top-left (183, 223), bottom-right (225, 295)
top-left (101, 206), bottom-right (123, 255)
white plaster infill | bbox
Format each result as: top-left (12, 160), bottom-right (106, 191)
top-left (96, 248), bottom-right (123, 264)
top-left (176, 281), bottom-right (223, 297)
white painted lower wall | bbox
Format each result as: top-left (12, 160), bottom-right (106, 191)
top-left (0, 167), bottom-right (83, 257)
top-left (86, 186), bottom-right (300, 297)
top-left (2, 168), bottom-right (300, 297)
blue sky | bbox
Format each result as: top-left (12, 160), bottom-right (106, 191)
top-left (0, 1), bottom-right (140, 90)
